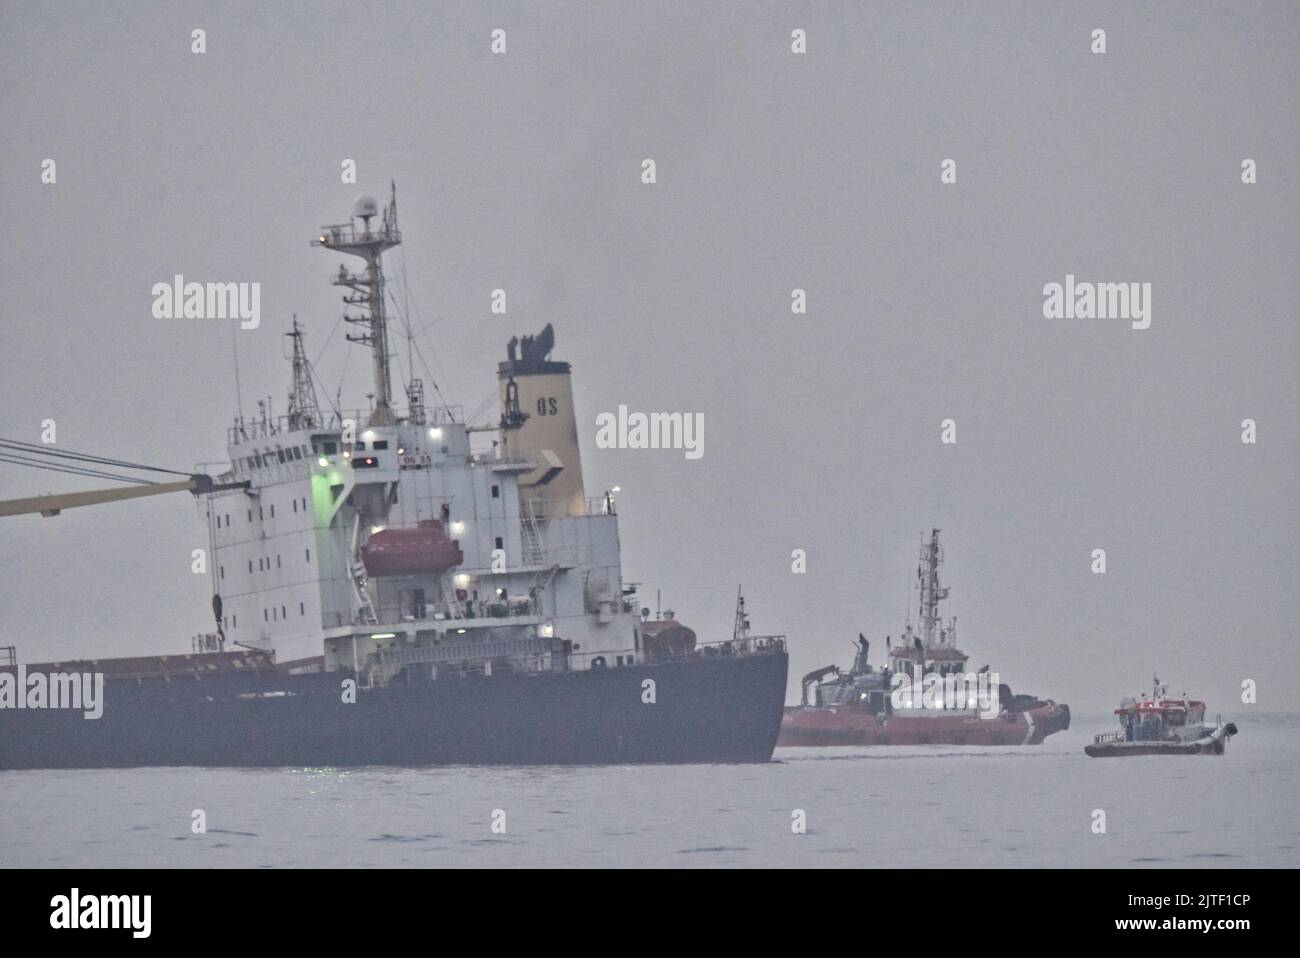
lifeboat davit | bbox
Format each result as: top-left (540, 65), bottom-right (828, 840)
top-left (361, 520), bottom-right (463, 577)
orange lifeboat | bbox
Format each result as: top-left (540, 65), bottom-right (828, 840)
top-left (361, 519), bottom-right (463, 577)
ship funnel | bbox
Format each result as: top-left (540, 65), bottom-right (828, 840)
top-left (498, 324), bottom-right (587, 516)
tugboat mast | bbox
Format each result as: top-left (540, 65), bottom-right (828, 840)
top-left (312, 183), bottom-right (402, 425)
top-left (918, 528), bottom-right (950, 647)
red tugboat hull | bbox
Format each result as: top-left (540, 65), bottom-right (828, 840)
top-left (783, 530), bottom-right (1071, 747)
top-left (778, 700), bottom-right (1070, 747)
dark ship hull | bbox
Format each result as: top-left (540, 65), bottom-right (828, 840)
top-left (0, 650), bottom-right (788, 769)
top-left (1083, 730), bottom-right (1234, 758)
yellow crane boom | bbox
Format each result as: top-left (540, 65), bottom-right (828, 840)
top-left (0, 474), bottom-right (248, 518)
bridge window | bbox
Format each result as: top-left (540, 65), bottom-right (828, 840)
top-left (491, 485), bottom-right (500, 498)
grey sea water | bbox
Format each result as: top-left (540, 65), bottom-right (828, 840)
top-left (2, 713), bottom-right (1295, 868)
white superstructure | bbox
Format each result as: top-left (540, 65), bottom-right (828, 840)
top-left (200, 187), bottom-right (641, 680)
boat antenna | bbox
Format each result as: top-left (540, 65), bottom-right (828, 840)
top-left (400, 248), bottom-right (417, 416)
top-left (231, 323), bottom-right (246, 440)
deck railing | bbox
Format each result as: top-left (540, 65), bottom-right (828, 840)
top-left (564, 634), bottom-right (787, 670)
top-left (227, 404), bottom-right (463, 445)
top-left (523, 497), bottom-right (618, 519)
top-left (362, 632), bottom-right (788, 686)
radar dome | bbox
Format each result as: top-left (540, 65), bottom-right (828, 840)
top-left (352, 194), bottom-right (379, 219)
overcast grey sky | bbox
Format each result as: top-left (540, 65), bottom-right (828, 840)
top-left (1, 1), bottom-right (1296, 711)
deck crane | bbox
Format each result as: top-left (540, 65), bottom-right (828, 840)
top-left (0, 438), bottom-right (248, 518)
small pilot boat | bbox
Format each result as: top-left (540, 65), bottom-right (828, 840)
top-left (1085, 676), bottom-right (1237, 757)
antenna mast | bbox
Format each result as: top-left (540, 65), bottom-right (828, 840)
top-left (312, 182), bottom-right (402, 425)
top-left (285, 315), bottom-right (322, 430)
top-left (733, 586), bottom-right (750, 641)
top-left (917, 529), bottom-right (949, 647)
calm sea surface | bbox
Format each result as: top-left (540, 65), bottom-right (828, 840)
top-left (2, 713), bottom-right (1296, 868)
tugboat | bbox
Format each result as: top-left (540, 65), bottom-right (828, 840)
top-left (778, 530), bottom-right (1070, 747)
top-left (1084, 676), bottom-right (1237, 757)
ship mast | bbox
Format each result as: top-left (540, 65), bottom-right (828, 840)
top-left (733, 586), bottom-right (750, 641)
top-left (285, 315), bottom-right (322, 430)
top-left (312, 183), bottom-right (402, 426)
top-left (917, 529), bottom-right (949, 647)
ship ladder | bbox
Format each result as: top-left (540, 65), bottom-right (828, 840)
top-left (348, 513), bottom-right (378, 625)
top-left (350, 560), bottom-right (379, 625)
top-left (438, 575), bottom-right (465, 621)
top-left (520, 498), bottom-right (546, 565)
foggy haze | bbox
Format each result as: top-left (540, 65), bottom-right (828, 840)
top-left (1, 1), bottom-right (1296, 712)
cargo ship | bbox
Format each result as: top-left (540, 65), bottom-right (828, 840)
top-left (1084, 677), bottom-right (1237, 757)
top-left (0, 186), bottom-right (788, 769)
top-left (778, 530), bottom-right (1069, 747)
